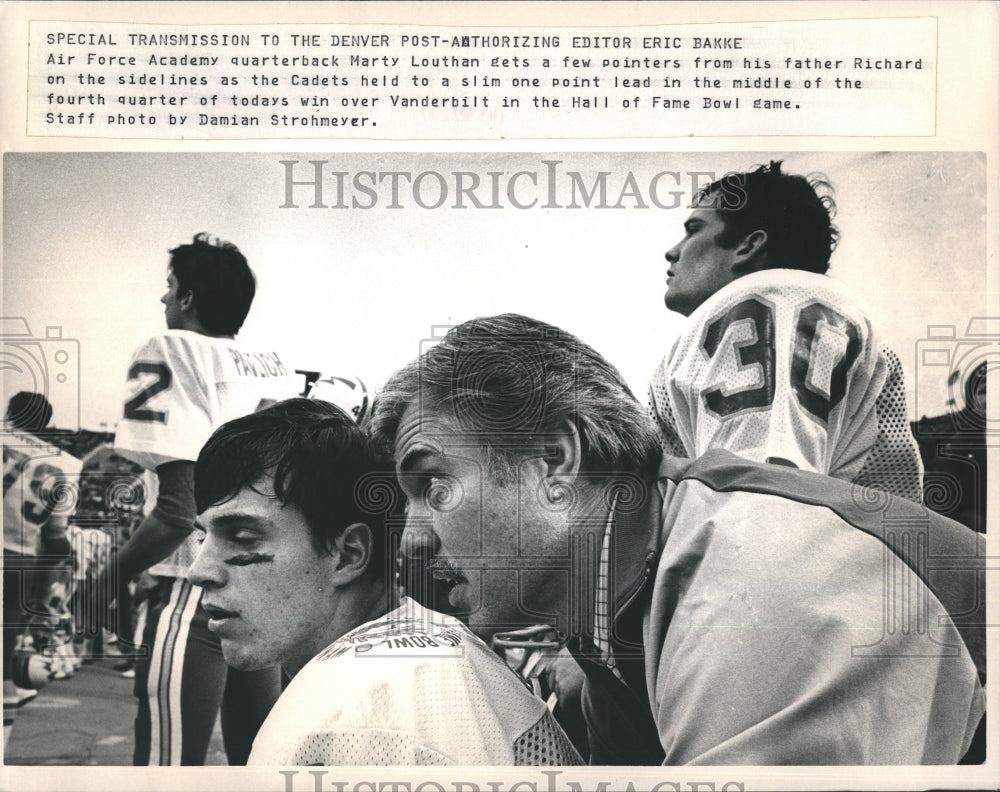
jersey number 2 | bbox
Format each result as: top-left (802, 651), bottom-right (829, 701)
top-left (124, 362), bottom-right (172, 423)
top-left (702, 298), bottom-right (861, 423)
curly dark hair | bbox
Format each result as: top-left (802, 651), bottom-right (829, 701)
top-left (694, 160), bottom-right (839, 275)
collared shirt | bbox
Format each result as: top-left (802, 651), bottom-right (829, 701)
top-left (591, 492), bottom-right (622, 681)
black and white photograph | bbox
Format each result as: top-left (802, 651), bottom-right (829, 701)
top-left (2, 150), bottom-right (993, 781)
top-left (1, 3), bottom-right (997, 792)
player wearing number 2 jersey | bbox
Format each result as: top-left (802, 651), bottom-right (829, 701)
top-left (110, 234), bottom-right (297, 765)
top-left (652, 162), bottom-right (923, 501)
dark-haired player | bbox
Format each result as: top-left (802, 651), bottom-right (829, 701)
top-left (650, 162), bottom-right (923, 501)
top-left (189, 398), bottom-right (582, 766)
top-left (110, 233), bottom-right (297, 765)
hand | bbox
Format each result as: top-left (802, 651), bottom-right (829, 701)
top-left (534, 646), bottom-right (586, 711)
top-left (131, 571), bottom-right (158, 604)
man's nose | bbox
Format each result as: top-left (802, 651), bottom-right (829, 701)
top-left (665, 241), bottom-right (681, 264)
top-left (400, 520), bottom-right (441, 560)
top-left (188, 540), bottom-right (223, 589)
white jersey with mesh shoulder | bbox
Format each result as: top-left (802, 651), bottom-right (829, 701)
top-left (649, 269), bottom-right (923, 502)
top-left (113, 330), bottom-right (299, 577)
top-left (247, 599), bottom-right (583, 766)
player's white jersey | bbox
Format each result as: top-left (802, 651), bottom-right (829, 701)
top-left (248, 599), bottom-right (583, 766)
top-left (649, 269), bottom-right (923, 501)
top-left (3, 430), bottom-right (82, 555)
top-left (114, 330), bottom-right (299, 576)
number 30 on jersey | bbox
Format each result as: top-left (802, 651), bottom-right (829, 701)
top-left (700, 297), bottom-right (861, 424)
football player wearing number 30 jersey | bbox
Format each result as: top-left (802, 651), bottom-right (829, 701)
top-left (651, 161), bottom-right (923, 502)
top-left (111, 234), bottom-right (298, 765)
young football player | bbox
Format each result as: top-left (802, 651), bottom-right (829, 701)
top-left (651, 162), bottom-right (923, 501)
top-left (109, 233), bottom-right (298, 765)
top-left (189, 398), bottom-right (582, 766)
top-left (3, 392), bottom-right (81, 744)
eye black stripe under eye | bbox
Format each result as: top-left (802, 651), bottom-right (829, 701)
top-left (224, 552), bottom-right (274, 566)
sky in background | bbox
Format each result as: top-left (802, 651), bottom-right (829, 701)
top-left (1, 150), bottom-right (989, 431)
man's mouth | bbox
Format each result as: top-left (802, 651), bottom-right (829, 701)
top-left (426, 559), bottom-right (477, 613)
top-left (202, 603), bottom-right (240, 626)
top-left (427, 557), bottom-right (468, 586)
top-left (397, 553), bottom-right (471, 619)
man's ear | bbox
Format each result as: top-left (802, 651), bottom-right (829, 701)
top-left (328, 523), bottom-right (373, 585)
top-left (732, 229), bottom-right (768, 274)
top-left (543, 419), bottom-right (582, 479)
top-left (178, 289), bottom-right (195, 312)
